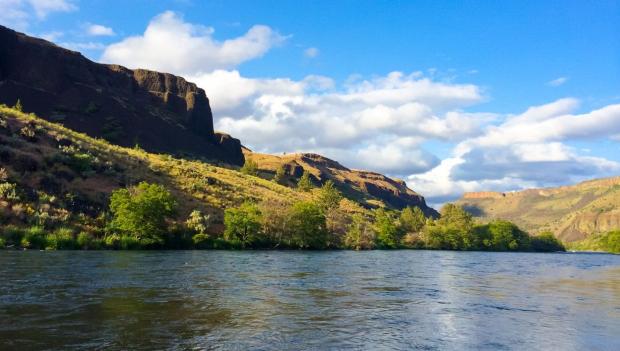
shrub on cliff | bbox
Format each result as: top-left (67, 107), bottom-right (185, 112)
top-left (109, 182), bottom-right (177, 247)
top-left (240, 159), bottom-right (259, 176)
top-left (297, 171), bottom-right (314, 192)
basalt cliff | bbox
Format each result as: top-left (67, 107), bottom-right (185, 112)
top-left (0, 25), bottom-right (244, 165)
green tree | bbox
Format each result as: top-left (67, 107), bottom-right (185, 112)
top-left (484, 220), bottom-right (530, 251)
top-left (289, 201), bottom-right (327, 249)
top-left (240, 158), bottom-right (259, 176)
top-left (530, 231), bottom-right (565, 252)
top-left (373, 209), bottom-right (399, 248)
top-left (399, 206), bottom-right (426, 233)
top-left (600, 230), bottom-right (620, 253)
top-left (224, 202), bottom-right (262, 247)
top-left (344, 213), bottom-right (375, 250)
top-left (273, 165), bottom-right (286, 184)
top-left (316, 180), bottom-right (343, 212)
top-left (109, 182), bottom-right (177, 246)
top-left (297, 171), bottom-right (314, 191)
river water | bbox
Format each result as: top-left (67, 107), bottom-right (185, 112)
top-left (0, 250), bottom-right (619, 350)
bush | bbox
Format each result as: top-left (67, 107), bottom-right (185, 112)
top-left (2, 225), bottom-right (25, 247)
top-left (186, 210), bottom-right (210, 234)
top-left (0, 237), bottom-right (5, 248)
top-left (345, 213), bottom-right (375, 250)
top-left (530, 232), bottom-right (565, 252)
top-left (240, 159), bottom-right (259, 176)
top-left (289, 201), bottom-right (327, 249)
top-left (399, 206), bottom-right (426, 233)
top-left (192, 233), bottom-right (210, 249)
top-left (77, 232), bottom-right (99, 249)
top-left (483, 220), bottom-right (531, 251)
top-left (273, 165), bottom-right (286, 184)
top-left (45, 227), bottom-right (76, 250)
top-left (224, 202), bottom-right (262, 248)
top-left (373, 209), bottom-right (399, 248)
top-left (297, 171), bottom-right (313, 192)
top-left (109, 182), bottom-right (177, 246)
top-left (21, 226), bottom-right (47, 249)
top-left (316, 180), bottom-right (342, 212)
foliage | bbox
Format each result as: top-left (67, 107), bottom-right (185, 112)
top-left (570, 230), bottom-right (620, 253)
top-left (481, 220), bottom-right (531, 251)
top-left (373, 209), bottom-right (399, 248)
top-left (192, 233), bottom-right (210, 249)
top-left (273, 165), bottom-right (286, 184)
top-left (530, 232), bottom-right (565, 252)
top-left (344, 213), bottom-right (375, 250)
top-left (109, 182), bottom-right (177, 246)
top-left (224, 202), bottom-right (262, 247)
top-left (297, 171), bottom-right (314, 192)
top-left (45, 227), bottom-right (76, 250)
top-left (289, 201), bottom-right (327, 249)
top-left (21, 226), bottom-right (47, 249)
top-left (399, 206), bottom-right (426, 233)
top-left (240, 158), bottom-right (259, 176)
top-left (316, 180), bottom-right (342, 212)
top-left (186, 210), bottom-right (211, 235)
top-left (14, 99), bottom-right (23, 112)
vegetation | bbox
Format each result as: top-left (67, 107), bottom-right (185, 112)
top-left (297, 171), bottom-right (314, 191)
top-left (569, 230), bottom-right (620, 254)
top-left (240, 158), bottom-right (259, 176)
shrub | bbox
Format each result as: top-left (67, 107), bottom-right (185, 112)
top-left (240, 159), bottom-right (259, 176)
top-left (289, 201), bottom-right (327, 249)
top-left (192, 233), bottom-right (210, 249)
top-left (345, 213), bottom-right (375, 250)
top-left (14, 99), bottom-right (23, 112)
top-left (373, 209), bottom-right (399, 248)
top-left (530, 232), bottom-right (565, 252)
top-left (0, 237), bottom-right (5, 248)
top-left (77, 232), bottom-right (100, 249)
top-left (224, 202), bottom-right (262, 248)
top-left (273, 165), bottom-right (286, 184)
top-left (316, 180), bottom-right (342, 212)
top-left (21, 226), bottom-right (47, 249)
top-left (2, 225), bottom-right (25, 247)
top-left (45, 227), bottom-right (76, 250)
top-left (0, 182), bottom-right (19, 200)
top-left (186, 210), bottom-right (211, 234)
top-left (399, 206), bottom-right (426, 233)
top-left (109, 182), bottom-right (177, 246)
top-left (297, 171), bottom-right (313, 192)
top-left (259, 199), bottom-right (293, 247)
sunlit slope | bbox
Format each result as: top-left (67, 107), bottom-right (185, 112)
top-left (456, 178), bottom-right (620, 241)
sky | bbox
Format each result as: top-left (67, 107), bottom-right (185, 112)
top-left (1, 0), bottom-right (619, 205)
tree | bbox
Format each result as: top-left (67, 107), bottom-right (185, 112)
top-left (259, 199), bottom-right (293, 247)
top-left (399, 206), bottom-right (426, 233)
top-left (530, 231), bottom-right (565, 252)
top-left (484, 220), bottom-right (530, 251)
top-left (344, 213), bottom-right (375, 250)
top-left (297, 171), bottom-right (314, 191)
top-left (224, 202), bottom-right (262, 247)
top-left (273, 165), bottom-right (286, 184)
top-left (186, 210), bottom-right (211, 235)
top-left (109, 182), bottom-right (177, 246)
top-left (240, 159), bottom-right (259, 176)
top-left (316, 180), bottom-right (343, 212)
top-left (289, 201), bottom-right (327, 249)
top-left (373, 209), bottom-right (399, 248)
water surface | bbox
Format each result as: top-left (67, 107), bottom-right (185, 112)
top-left (1, 250), bottom-right (619, 350)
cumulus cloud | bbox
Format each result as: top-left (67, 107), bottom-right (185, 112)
top-left (0, 0), bottom-right (75, 28)
top-left (101, 11), bottom-right (286, 75)
top-left (86, 23), bottom-right (115, 36)
top-left (408, 99), bottom-right (620, 204)
top-left (304, 47), bottom-right (319, 58)
top-left (547, 76), bottom-right (568, 87)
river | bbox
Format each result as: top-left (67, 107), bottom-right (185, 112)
top-left (1, 250), bottom-right (619, 350)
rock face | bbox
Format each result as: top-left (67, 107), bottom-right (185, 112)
top-left (456, 176), bottom-right (620, 241)
top-left (0, 25), bottom-right (244, 165)
top-left (246, 151), bottom-right (439, 217)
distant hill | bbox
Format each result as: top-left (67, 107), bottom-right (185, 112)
top-left (245, 150), bottom-right (438, 216)
top-left (456, 177), bottom-right (620, 241)
top-left (0, 25), bottom-right (244, 165)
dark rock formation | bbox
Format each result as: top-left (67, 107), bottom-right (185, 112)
top-left (0, 25), bottom-right (244, 165)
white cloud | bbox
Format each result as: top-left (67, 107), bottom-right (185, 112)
top-left (101, 11), bottom-right (286, 75)
top-left (547, 76), bottom-right (568, 87)
top-left (86, 23), bottom-right (115, 36)
top-left (0, 0), bottom-right (75, 29)
top-left (304, 47), bottom-right (319, 58)
top-left (409, 99), bottom-right (620, 204)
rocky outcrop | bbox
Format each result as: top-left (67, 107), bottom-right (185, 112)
top-left (246, 151), bottom-right (438, 216)
top-left (456, 176), bottom-right (620, 241)
top-left (0, 25), bottom-right (244, 165)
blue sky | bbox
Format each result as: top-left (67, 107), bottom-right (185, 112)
top-left (2, 0), bottom-right (619, 204)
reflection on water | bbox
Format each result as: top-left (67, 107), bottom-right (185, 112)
top-left (0, 250), bottom-right (619, 350)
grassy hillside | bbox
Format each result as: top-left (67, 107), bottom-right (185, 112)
top-left (0, 105), bottom-right (371, 237)
top-left (456, 178), bottom-right (620, 242)
top-left (244, 151), bottom-right (438, 216)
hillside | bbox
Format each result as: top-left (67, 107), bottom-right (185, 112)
top-left (456, 178), bottom-right (620, 241)
top-left (245, 150), bottom-right (438, 216)
top-left (0, 25), bottom-right (244, 165)
top-left (0, 106), bottom-right (356, 234)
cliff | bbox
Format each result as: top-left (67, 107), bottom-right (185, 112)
top-left (457, 177), bottom-right (620, 241)
top-left (245, 151), bottom-right (438, 216)
top-left (0, 25), bottom-right (244, 165)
